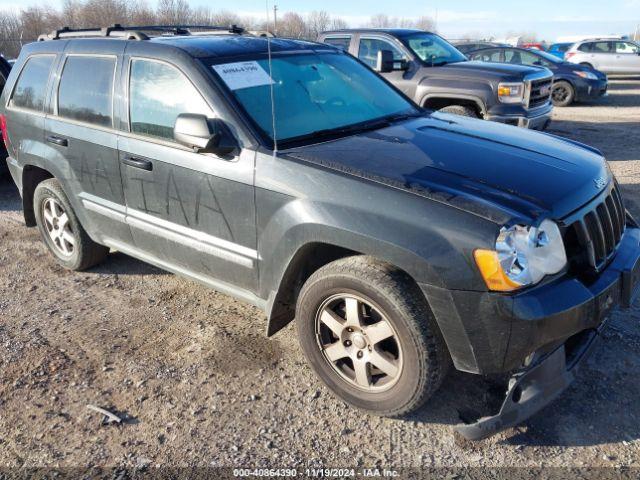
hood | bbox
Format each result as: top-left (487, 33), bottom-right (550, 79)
top-left (433, 61), bottom-right (548, 81)
top-left (284, 113), bottom-right (609, 225)
top-left (558, 62), bottom-right (608, 79)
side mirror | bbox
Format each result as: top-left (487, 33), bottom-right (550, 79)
top-left (174, 113), bottom-right (237, 156)
top-left (376, 50), bottom-right (395, 73)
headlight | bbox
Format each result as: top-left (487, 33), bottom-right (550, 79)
top-left (497, 82), bottom-right (525, 104)
top-left (474, 219), bottom-right (567, 292)
top-left (574, 71), bottom-right (598, 80)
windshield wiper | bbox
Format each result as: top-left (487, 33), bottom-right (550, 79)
top-left (384, 111), bottom-right (422, 122)
top-left (279, 118), bottom-right (393, 146)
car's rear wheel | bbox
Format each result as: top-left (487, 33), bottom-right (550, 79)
top-left (438, 105), bottom-right (479, 118)
top-left (552, 81), bottom-right (575, 107)
top-left (34, 178), bottom-right (109, 271)
top-left (296, 256), bottom-right (450, 416)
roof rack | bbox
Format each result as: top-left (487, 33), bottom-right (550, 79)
top-left (38, 24), bottom-right (246, 42)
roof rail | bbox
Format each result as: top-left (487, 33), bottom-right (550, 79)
top-left (38, 24), bottom-right (246, 42)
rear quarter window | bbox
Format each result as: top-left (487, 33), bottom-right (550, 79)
top-left (578, 42), bottom-right (593, 52)
top-left (10, 55), bottom-right (55, 112)
top-left (57, 56), bottom-right (116, 127)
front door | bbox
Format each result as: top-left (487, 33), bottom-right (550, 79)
top-left (356, 36), bottom-right (417, 99)
top-left (118, 57), bottom-right (258, 292)
top-left (614, 41), bottom-right (640, 74)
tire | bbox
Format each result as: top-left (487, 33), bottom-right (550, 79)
top-left (296, 256), bottom-right (450, 417)
top-left (437, 105), bottom-right (479, 118)
top-left (551, 81), bottom-right (575, 107)
top-left (34, 178), bottom-right (109, 271)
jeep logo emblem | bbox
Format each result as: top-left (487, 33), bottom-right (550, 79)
top-left (594, 176), bottom-right (608, 189)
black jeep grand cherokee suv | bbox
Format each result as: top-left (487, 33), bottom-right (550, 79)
top-left (2, 25), bottom-right (638, 440)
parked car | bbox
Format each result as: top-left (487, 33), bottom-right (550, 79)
top-left (547, 42), bottom-right (575, 59)
top-left (0, 55), bottom-right (12, 177)
top-left (467, 46), bottom-right (608, 106)
top-left (3, 25), bottom-right (640, 441)
top-left (520, 42), bottom-right (545, 51)
top-left (453, 41), bottom-right (509, 55)
top-left (319, 29), bottom-right (554, 129)
top-left (565, 39), bottom-right (640, 74)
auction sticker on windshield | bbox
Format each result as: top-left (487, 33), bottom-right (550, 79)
top-left (212, 61), bottom-right (274, 90)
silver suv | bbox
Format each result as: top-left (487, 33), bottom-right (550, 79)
top-left (566, 39), bottom-right (640, 74)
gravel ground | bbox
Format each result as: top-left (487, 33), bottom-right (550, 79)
top-left (1, 78), bottom-right (639, 477)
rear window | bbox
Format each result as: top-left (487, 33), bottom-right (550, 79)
top-left (58, 56), bottom-right (116, 127)
top-left (10, 55), bottom-right (55, 112)
top-left (323, 37), bottom-right (351, 52)
top-left (578, 42), bottom-right (593, 52)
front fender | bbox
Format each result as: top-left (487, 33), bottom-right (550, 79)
top-left (257, 194), bottom-right (496, 303)
top-left (416, 76), bottom-right (493, 113)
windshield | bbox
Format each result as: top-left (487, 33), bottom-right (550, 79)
top-left (403, 33), bottom-right (467, 65)
top-left (534, 50), bottom-right (564, 64)
top-left (208, 53), bottom-right (418, 147)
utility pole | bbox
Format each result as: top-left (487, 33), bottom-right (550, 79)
top-left (273, 4), bottom-right (278, 36)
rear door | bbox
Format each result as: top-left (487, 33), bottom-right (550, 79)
top-left (118, 55), bottom-right (258, 292)
top-left (45, 44), bottom-right (132, 245)
top-left (614, 41), bottom-right (640, 74)
top-left (588, 41), bottom-right (615, 71)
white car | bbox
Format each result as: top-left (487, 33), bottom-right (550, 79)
top-left (565, 39), bottom-right (640, 74)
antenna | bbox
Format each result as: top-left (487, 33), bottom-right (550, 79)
top-left (265, 0), bottom-right (278, 156)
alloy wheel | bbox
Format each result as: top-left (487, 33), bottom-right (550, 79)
top-left (42, 197), bottom-right (75, 257)
top-left (552, 85), bottom-right (570, 103)
top-left (315, 293), bottom-right (403, 392)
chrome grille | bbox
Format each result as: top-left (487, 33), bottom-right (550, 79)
top-left (564, 185), bottom-right (626, 273)
top-left (527, 77), bottom-right (553, 109)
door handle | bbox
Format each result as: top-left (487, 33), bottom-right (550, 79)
top-left (46, 135), bottom-right (68, 147)
top-left (121, 156), bottom-right (153, 171)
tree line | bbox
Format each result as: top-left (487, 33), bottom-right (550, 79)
top-left (0, 0), bottom-right (436, 58)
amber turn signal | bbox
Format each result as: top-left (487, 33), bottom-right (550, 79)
top-left (473, 249), bottom-right (521, 292)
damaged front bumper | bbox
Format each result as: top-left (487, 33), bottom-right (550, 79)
top-left (452, 227), bottom-right (640, 440)
top-left (454, 324), bottom-right (602, 441)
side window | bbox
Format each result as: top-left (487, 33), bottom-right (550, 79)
top-left (616, 42), bottom-right (639, 54)
top-left (58, 56), bottom-right (115, 127)
top-left (487, 49), bottom-right (503, 62)
top-left (519, 51), bottom-right (548, 66)
top-left (323, 37), bottom-right (351, 52)
top-left (358, 38), bottom-right (406, 68)
top-left (471, 49), bottom-right (501, 62)
top-left (129, 59), bottom-right (213, 141)
top-left (578, 42), bottom-right (593, 52)
top-left (593, 42), bottom-right (613, 53)
top-left (10, 55), bottom-right (55, 112)
top-left (504, 50), bottom-right (524, 64)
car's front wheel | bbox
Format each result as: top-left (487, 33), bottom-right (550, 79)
top-left (296, 256), bottom-right (450, 416)
top-left (438, 105), bottom-right (479, 118)
top-left (552, 80), bottom-right (575, 107)
top-left (34, 178), bottom-right (109, 271)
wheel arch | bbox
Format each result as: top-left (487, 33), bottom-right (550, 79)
top-left (262, 226), bottom-right (453, 337)
top-left (421, 94), bottom-right (487, 117)
top-left (22, 165), bottom-right (55, 227)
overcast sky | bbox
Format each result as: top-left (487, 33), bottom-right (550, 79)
top-left (1, 0), bottom-right (638, 41)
